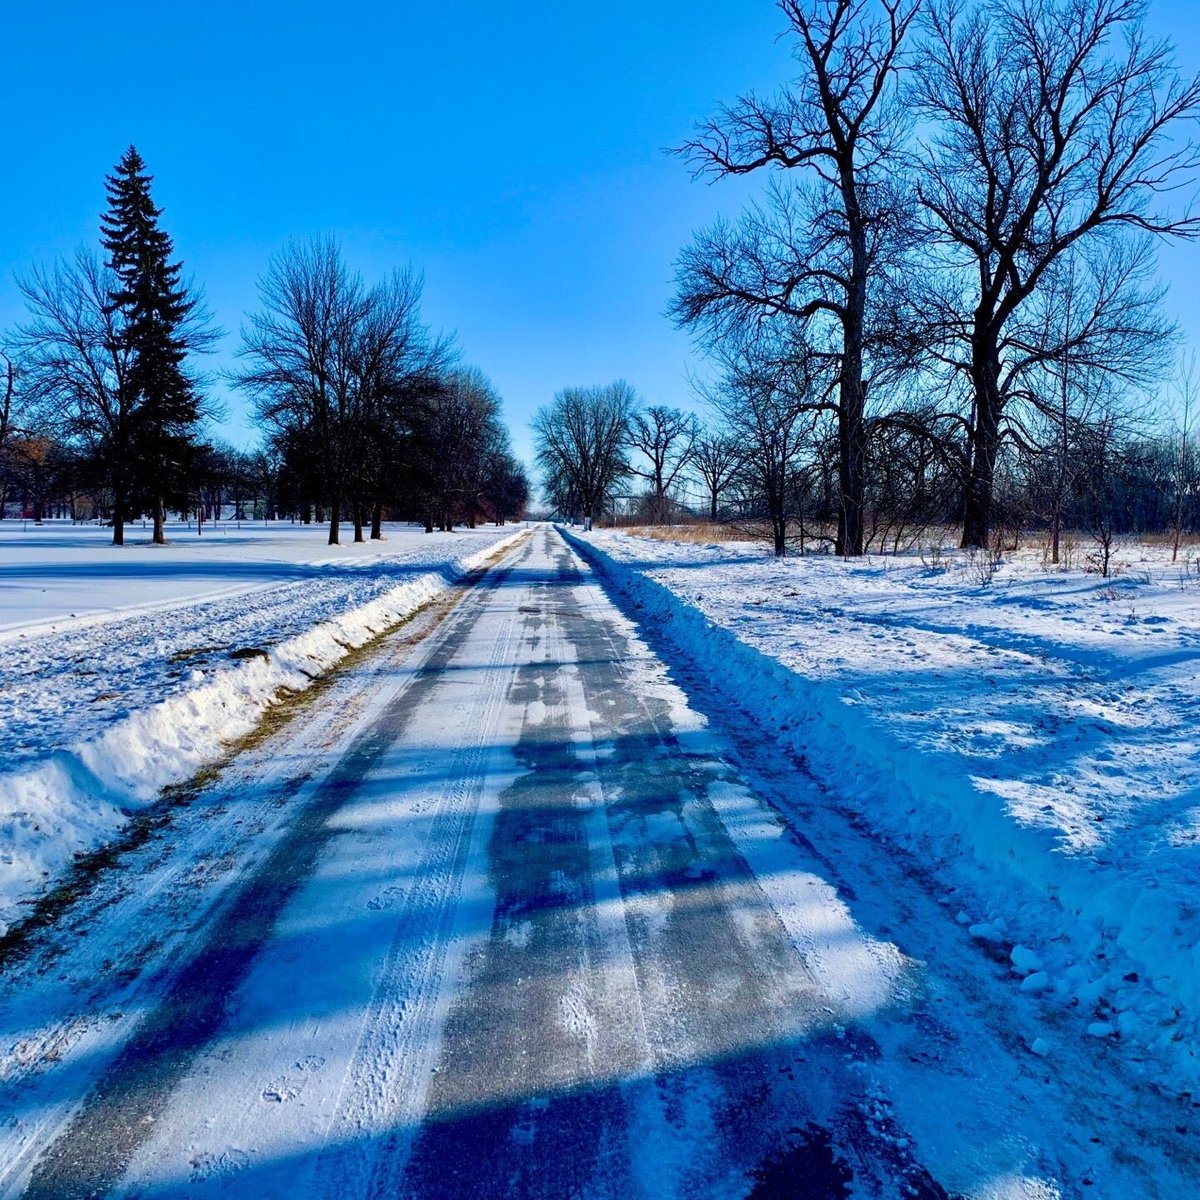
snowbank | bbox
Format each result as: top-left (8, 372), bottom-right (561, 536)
top-left (564, 526), bottom-right (1200, 1089)
top-left (0, 529), bottom-right (524, 934)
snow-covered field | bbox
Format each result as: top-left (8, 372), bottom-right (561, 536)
top-left (0, 520), bottom-right (526, 934)
top-left (568, 526), bottom-right (1200, 1091)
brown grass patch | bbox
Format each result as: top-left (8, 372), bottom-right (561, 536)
top-left (617, 522), bottom-right (747, 545)
top-left (167, 646), bottom-right (223, 664)
top-left (1132, 532), bottom-right (1200, 549)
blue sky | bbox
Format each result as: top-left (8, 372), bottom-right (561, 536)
top-left (2, 1), bottom-right (1199, 468)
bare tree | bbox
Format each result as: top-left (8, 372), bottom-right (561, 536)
top-left (532, 383), bottom-right (636, 527)
top-left (0, 350), bottom-right (20, 518)
top-left (418, 367), bottom-right (509, 531)
top-left (1008, 243), bottom-right (1168, 561)
top-left (692, 429), bottom-right (744, 521)
top-left (676, 0), bottom-right (920, 557)
top-left (236, 239), bottom-right (440, 545)
top-left (349, 270), bottom-right (450, 541)
top-left (481, 452), bottom-right (530, 526)
top-left (0, 352), bottom-right (15, 457)
top-left (910, 0), bottom-right (1200, 548)
top-left (705, 334), bottom-right (824, 556)
top-left (1169, 353), bottom-right (1198, 562)
top-left (1078, 408), bottom-right (1128, 576)
top-left (864, 408), bottom-right (960, 551)
top-left (236, 238), bottom-right (365, 544)
top-left (16, 253), bottom-right (138, 544)
top-left (626, 405), bottom-right (697, 521)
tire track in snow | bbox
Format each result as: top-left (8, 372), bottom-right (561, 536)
top-left (308, 553), bottom-right (527, 1197)
top-left (0, 598), bottom-right (449, 1198)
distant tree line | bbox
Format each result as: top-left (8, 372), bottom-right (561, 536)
top-left (533, 364), bottom-right (1200, 563)
top-left (1, 150), bottom-right (528, 542)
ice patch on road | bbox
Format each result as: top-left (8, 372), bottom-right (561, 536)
top-left (708, 779), bottom-right (909, 1021)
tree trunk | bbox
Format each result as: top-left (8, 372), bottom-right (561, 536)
top-left (836, 222), bottom-right (868, 557)
top-left (710, 488), bottom-right (718, 522)
top-left (371, 500), bottom-right (383, 540)
top-left (152, 497), bottom-right (166, 545)
top-left (328, 497), bottom-right (340, 545)
top-left (961, 339), bottom-right (1002, 549)
top-left (1172, 432), bottom-right (1188, 562)
top-left (112, 490), bottom-right (126, 547)
top-left (424, 513), bottom-right (434, 534)
top-left (352, 500), bottom-right (364, 544)
top-left (767, 476), bottom-right (786, 557)
top-left (836, 383), bottom-right (866, 558)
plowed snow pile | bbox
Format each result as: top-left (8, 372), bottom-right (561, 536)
top-left (0, 521), bottom-right (523, 933)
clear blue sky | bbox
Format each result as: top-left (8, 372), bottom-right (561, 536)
top-left (2, 1), bottom-right (1199, 468)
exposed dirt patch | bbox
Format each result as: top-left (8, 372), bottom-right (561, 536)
top-left (167, 646), bottom-right (223, 664)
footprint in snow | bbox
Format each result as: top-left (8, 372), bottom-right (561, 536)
top-left (367, 885), bottom-right (403, 912)
top-left (190, 1148), bottom-right (249, 1179)
top-left (262, 1054), bottom-right (326, 1102)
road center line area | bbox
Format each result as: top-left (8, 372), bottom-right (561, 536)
top-left (0, 527), bottom-right (1194, 1199)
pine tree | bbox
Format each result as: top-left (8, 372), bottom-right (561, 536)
top-left (101, 146), bottom-right (207, 544)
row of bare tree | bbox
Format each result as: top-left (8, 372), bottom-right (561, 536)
top-left (533, 387), bottom-right (713, 529)
top-left (670, 0), bottom-right (1200, 555)
top-left (531, 360), bottom-right (1200, 564)
top-left (236, 238), bottom-right (528, 543)
top-left (0, 236), bottom-right (529, 542)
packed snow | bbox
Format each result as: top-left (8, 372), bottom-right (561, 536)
top-left (567, 526), bottom-right (1200, 1091)
top-left (0, 520), bottom-right (525, 934)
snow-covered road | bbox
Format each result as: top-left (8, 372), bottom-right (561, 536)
top-left (0, 528), bottom-right (1194, 1198)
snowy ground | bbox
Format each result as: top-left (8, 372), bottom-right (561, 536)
top-left (0, 520), bottom-right (525, 934)
top-left (569, 526), bottom-right (1200, 1096)
top-left (4, 527), bottom-right (1197, 1199)
top-left (0, 519), bottom-right (511, 633)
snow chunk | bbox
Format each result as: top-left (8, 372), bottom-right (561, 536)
top-left (969, 921), bottom-right (1005, 942)
top-left (1011, 944), bottom-right (1044, 974)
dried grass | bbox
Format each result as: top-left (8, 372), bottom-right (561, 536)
top-left (617, 522), bottom-right (747, 545)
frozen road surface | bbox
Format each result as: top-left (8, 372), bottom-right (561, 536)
top-left (1, 528), bottom-right (1194, 1199)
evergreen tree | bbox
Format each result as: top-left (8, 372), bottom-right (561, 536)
top-left (101, 146), bottom-right (209, 544)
